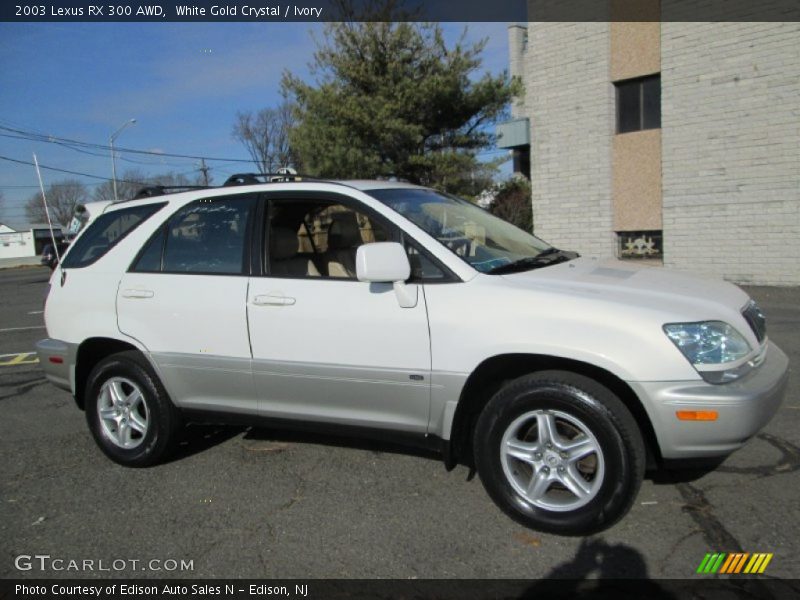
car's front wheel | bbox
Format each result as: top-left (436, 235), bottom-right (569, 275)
top-left (474, 371), bottom-right (645, 535)
top-left (85, 351), bottom-right (180, 467)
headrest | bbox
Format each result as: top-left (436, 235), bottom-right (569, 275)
top-left (270, 227), bottom-right (299, 260)
top-left (328, 212), bottom-right (362, 250)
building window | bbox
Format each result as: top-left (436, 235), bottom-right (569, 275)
top-left (617, 230), bottom-right (662, 259)
top-left (512, 147), bottom-right (531, 180)
top-left (615, 74), bottom-right (660, 134)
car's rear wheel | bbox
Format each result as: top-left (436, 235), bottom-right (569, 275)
top-left (85, 351), bottom-right (180, 467)
top-left (474, 370), bottom-right (645, 535)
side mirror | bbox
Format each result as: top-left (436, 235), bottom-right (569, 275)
top-left (356, 242), bottom-right (411, 283)
top-left (356, 242), bottom-right (417, 308)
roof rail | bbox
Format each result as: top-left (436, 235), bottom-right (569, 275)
top-left (131, 185), bottom-right (208, 200)
top-left (223, 171), bottom-right (329, 186)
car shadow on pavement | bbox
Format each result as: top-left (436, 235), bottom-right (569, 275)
top-left (647, 463), bottom-right (724, 485)
top-left (242, 425), bottom-right (443, 463)
top-left (165, 423), bottom-right (246, 463)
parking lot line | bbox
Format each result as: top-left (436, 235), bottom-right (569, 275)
top-left (0, 326), bottom-right (46, 333)
top-left (0, 352), bottom-right (39, 366)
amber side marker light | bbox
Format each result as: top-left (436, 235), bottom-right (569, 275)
top-left (676, 410), bottom-right (718, 421)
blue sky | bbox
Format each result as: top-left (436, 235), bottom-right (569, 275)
top-left (0, 21), bottom-right (510, 226)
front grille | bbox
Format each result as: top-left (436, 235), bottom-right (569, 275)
top-left (742, 301), bottom-right (767, 344)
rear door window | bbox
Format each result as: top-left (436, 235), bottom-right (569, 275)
top-left (152, 195), bottom-right (256, 275)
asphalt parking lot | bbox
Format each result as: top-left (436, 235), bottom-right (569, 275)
top-left (1, 266), bottom-right (798, 581)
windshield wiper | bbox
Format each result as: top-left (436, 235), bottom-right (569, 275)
top-left (486, 248), bottom-right (578, 275)
top-left (533, 247), bottom-right (561, 258)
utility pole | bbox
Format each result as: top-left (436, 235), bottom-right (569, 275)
top-left (199, 158), bottom-right (210, 186)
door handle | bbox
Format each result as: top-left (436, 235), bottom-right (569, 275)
top-left (253, 294), bottom-right (296, 306)
top-left (122, 289), bottom-right (154, 299)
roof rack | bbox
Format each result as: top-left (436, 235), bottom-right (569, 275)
top-left (122, 168), bottom-right (344, 202)
top-left (131, 185), bottom-right (208, 200)
top-left (223, 170), bottom-right (329, 186)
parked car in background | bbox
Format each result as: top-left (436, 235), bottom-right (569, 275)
top-left (40, 241), bottom-right (69, 270)
top-left (36, 175), bottom-right (789, 535)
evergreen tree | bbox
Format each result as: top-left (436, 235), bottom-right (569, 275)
top-left (283, 6), bottom-right (519, 198)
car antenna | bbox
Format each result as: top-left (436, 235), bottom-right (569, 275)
top-left (33, 153), bottom-right (62, 266)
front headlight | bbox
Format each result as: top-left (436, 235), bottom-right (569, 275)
top-left (663, 321), bottom-right (754, 383)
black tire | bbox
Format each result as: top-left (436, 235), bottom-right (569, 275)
top-left (85, 351), bottom-right (181, 467)
top-left (474, 370), bottom-right (645, 535)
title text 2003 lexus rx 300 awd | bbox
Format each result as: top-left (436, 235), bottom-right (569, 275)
top-left (36, 175), bottom-right (789, 535)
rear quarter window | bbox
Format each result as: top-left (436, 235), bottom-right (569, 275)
top-left (61, 203), bottom-right (166, 269)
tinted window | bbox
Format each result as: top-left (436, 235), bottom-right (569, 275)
top-left (132, 226), bottom-right (166, 272)
top-left (162, 196), bottom-right (255, 275)
top-left (404, 238), bottom-right (446, 281)
top-left (62, 203), bottom-right (165, 269)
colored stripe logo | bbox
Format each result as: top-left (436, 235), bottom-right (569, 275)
top-left (696, 553), bottom-right (773, 574)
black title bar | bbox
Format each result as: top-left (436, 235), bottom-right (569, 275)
top-left (4, 578), bottom-right (800, 600)
top-left (2, 0), bottom-right (800, 22)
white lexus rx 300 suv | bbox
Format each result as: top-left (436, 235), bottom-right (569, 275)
top-left (37, 176), bottom-right (789, 535)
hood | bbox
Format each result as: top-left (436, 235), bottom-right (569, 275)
top-left (499, 257), bottom-right (750, 323)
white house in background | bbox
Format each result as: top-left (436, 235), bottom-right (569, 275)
top-left (0, 223), bottom-right (63, 260)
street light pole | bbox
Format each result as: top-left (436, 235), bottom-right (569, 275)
top-left (110, 119), bottom-right (136, 202)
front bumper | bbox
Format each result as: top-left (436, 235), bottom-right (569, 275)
top-left (35, 338), bottom-right (75, 393)
top-left (631, 341), bottom-right (789, 460)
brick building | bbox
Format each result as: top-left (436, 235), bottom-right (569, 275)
top-left (497, 13), bottom-right (800, 285)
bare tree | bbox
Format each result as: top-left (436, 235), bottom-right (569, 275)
top-left (232, 101), bottom-right (296, 173)
top-left (25, 179), bottom-right (88, 228)
top-left (92, 169), bottom-right (149, 202)
top-left (146, 170), bottom-right (204, 188)
top-left (92, 169), bottom-right (204, 202)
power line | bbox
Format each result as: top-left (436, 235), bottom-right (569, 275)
top-left (0, 122), bottom-right (507, 169)
top-left (0, 133), bottom-right (196, 168)
top-left (0, 154), bottom-right (141, 183)
top-left (0, 125), bottom-right (254, 164)
top-left (0, 182), bottom-right (102, 188)
top-left (0, 154), bottom-right (201, 185)
top-left (1, 184), bottom-right (103, 190)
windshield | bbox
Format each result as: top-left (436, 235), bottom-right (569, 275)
top-left (368, 188), bottom-right (553, 273)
